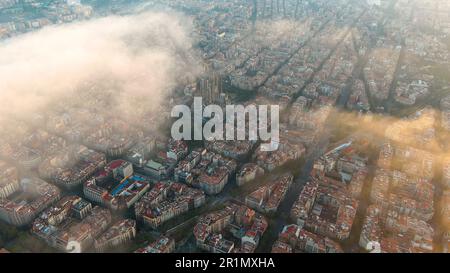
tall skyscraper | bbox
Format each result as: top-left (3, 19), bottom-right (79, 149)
top-left (197, 72), bottom-right (222, 105)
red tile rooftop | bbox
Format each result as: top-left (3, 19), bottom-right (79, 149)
top-left (107, 159), bottom-right (126, 170)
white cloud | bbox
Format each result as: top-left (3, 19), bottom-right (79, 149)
top-left (0, 11), bottom-right (201, 121)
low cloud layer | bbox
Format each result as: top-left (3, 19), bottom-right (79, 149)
top-left (0, 11), bottom-right (201, 122)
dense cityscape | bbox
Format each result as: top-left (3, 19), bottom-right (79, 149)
top-left (1, 0), bottom-right (450, 255)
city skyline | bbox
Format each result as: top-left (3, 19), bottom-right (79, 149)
top-left (0, 0), bottom-right (450, 257)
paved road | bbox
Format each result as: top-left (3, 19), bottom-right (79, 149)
top-left (254, 6), bottom-right (370, 251)
top-left (256, 124), bottom-right (332, 252)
